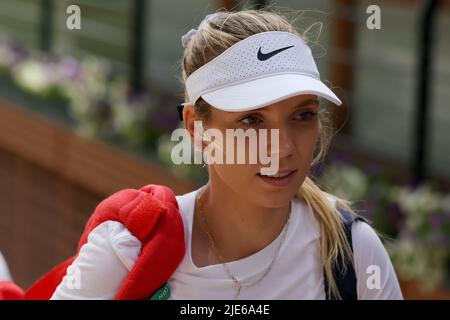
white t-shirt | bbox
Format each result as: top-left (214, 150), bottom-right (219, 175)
top-left (51, 186), bottom-right (403, 300)
top-left (0, 251), bottom-right (12, 282)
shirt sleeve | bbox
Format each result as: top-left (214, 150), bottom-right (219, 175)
top-left (50, 220), bottom-right (142, 300)
top-left (352, 220), bottom-right (404, 300)
top-left (0, 251), bottom-right (12, 281)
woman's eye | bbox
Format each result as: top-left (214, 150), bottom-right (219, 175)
top-left (239, 112), bottom-right (316, 125)
top-left (297, 111), bottom-right (317, 121)
top-left (240, 115), bottom-right (261, 126)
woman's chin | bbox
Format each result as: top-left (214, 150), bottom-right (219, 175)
top-left (251, 181), bottom-right (299, 208)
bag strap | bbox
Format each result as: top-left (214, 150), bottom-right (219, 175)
top-left (324, 208), bottom-right (368, 300)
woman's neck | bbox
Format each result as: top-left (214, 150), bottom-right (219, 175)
top-left (196, 177), bottom-right (292, 263)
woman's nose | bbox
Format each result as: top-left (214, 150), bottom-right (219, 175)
top-left (268, 126), bottom-right (294, 159)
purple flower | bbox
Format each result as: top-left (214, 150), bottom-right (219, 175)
top-left (126, 89), bottom-right (148, 104)
top-left (400, 226), bottom-right (418, 243)
top-left (330, 152), bottom-right (349, 167)
top-left (364, 163), bottom-right (382, 177)
top-left (386, 202), bottom-right (404, 228)
top-left (0, 34), bottom-right (28, 68)
top-left (408, 178), bottom-right (422, 190)
top-left (57, 57), bottom-right (82, 81)
top-left (429, 212), bottom-right (447, 229)
top-left (361, 199), bottom-right (377, 220)
top-left (151, 110), bottom-right (178, 130)
top-left (429, 232), bottom-right (449, 248)
top-left (310, 162), bottom-right (325, 177)
top-left (444, 209), bottom-right (450, 219)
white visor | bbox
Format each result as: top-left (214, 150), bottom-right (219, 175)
top-left (185, 31), bottom-right (341, 112)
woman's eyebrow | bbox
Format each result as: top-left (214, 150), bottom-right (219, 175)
top-left (294, 98), bottom-right (319, 109)
top-left (229, 98), bottom-right (319, 116)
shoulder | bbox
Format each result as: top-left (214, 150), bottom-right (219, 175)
top-left (351, 220), bottom-right (382, 251)
top-left (351, 220), bottom-right (388, 266)
top-left (175, 188), bottom-right (199, 215)
top-left (175, 190), bottom-right (195, 206)
top-left (351, 220), bottom-right (404, 299)
top-left (324, 194), bottom-right (403, 299)
top-left (175, 188), bottom-right (201, 239)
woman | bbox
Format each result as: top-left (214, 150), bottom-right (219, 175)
top-left (50, 9), bottom-right (403, 300)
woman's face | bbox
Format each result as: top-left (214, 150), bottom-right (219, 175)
top-left (186, 94), bottom-right (320, 208)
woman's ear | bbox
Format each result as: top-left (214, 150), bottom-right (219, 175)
top-left (183, 103), bottom-right (212, 151)
top-left (183, 104), bottom-right (206, 150)
top-left (183, 104), bottom-right (196, 140)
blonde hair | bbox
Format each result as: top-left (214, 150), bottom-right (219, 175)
top-left (180, 8), bottom-right (357, 299)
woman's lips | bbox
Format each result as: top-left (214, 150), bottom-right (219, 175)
top-left (257, 170), bottom-right (297, 187)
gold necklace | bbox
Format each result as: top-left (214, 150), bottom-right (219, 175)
top-left (195, 185), bottom-right (292, 299)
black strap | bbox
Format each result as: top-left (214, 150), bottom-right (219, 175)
top-left (323, 208), bottom-right (368, 300)
top-left (177, 103), bottom-right (184, 121)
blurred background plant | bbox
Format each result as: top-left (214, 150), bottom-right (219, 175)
top-left (0, 34), bottom-right (27, 74)
top-left (0, 33), bottom-right (180, 150)
top-left (316, 155), bottom-right (450, 293)
top-left (386, 185), bottom-right (450, 292)
top-left (156, 123), bottom-right (209, 184)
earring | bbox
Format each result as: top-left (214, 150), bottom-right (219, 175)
top-left (202, 152), bottom-right (210, 168)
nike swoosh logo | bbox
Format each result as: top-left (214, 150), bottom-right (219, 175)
top-left (257, 45), bottom-right (295, 61)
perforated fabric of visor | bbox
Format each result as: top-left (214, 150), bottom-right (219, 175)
top-left (185, 31), bottom-right (321, 105)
